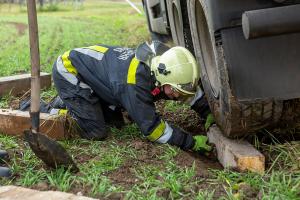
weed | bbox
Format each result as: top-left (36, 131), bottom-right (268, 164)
top-left (212, 167), bottom-right (300, 200)
top-left (17, 169), bottom-right (46, 187)
top-left (158, 144), bottom-right (180, 160)
top-left (164, 100), bottom-right (190, 112)
top-left (0, 92), bottom-right (15, 109)
top-left (0, 135), bottom-right (19, 149)
top-left (195, 190), bottom-right (215, 200)
top-left (40, 86), bottom-right (58, 102)
top-left (111, 124), bottom-right (141, 140)
top-left (46, 167), bottom-right (75, 192)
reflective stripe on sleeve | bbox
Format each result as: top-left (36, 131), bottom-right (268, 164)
top-left (127, 57), bottom-right (139, 84)
top-left (156, 122), bottom-right (173, 144)
top-left (56, 56), bottom-right (78, 85)
top-left (147, 120), bottom-right (166, 142)
top-left (74, 45), bottom-right (108, 61)
top-left (86, 45), bottom-right (108, 53)
top-left (75, 48), bottom-right (105, 61)
top-left (61, 51), bottom-right (78, 75)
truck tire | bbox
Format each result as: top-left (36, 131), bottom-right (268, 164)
top-left (167, 0), bottom-right (195, 54)
top-left (187, 0), bottom-right (283, 137)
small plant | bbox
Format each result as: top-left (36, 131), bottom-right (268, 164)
top-left (164, 100), bottom-right (189, 112)
top-left (18, 169), bottom-right (46, 187)
top-left (46, 167), bottom-right (75, 192)
top-left (196, 190), bottom-right (215, 200)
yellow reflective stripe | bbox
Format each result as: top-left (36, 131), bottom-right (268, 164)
top-left (85, 45), bottom-right (108, 53)
top-left (147, 121), bottom-right (166, 142)
top-left (58, 109), bottom-right (67, 116)
top-left (127, 57), bottom-right (139, 84)
top-left (62, 51), bottom-right (78, 75)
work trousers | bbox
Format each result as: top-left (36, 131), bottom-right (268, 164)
top-left (52, 61), bottom-right (124, 140)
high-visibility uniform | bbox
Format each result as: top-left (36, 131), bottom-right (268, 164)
top-left (52, 44), bottom-right (194, 149)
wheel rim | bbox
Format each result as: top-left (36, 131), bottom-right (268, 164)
top-left (195, 0), bottom-right (220, 98)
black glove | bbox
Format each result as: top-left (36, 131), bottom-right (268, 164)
top-left (167, 126), bottom-right (195, 150)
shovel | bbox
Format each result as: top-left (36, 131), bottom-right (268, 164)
top-left (25, 0), bottom-right (78, 172)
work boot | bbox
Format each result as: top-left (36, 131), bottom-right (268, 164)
top-left (0, 166), bottom-right (12, 178)
top-left (0, 150), bottom-right (9, 163)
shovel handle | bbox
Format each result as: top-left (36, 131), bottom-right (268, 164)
top-left (27, 0), bottom-right (40, 131)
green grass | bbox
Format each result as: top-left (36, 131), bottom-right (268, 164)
top-left (164, 100), bottom-right (190, 112)
top-left (0, 0), bottom-right (148, 77)
top-left (0, 127), bottom-right (299, 199)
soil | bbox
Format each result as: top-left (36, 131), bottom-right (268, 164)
top-left (6, 22), bottom-right (28, 36)
top-left (155, 100), bottom-right (205, 134)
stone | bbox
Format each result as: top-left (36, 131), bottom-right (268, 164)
top-left (207, 125), bottom-right (265, 174)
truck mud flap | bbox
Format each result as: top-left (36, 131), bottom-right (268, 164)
top-left (221, 27), bottom-right (300, 101)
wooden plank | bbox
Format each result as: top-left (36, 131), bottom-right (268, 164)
top-left (207, 125), bottom-right (265, 174)
top-left (0, 109), bottom-right (72, 140)
top-left (0, 73), bottom-right (51, 97)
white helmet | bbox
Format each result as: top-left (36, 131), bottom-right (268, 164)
top-left (150, 46), bottom-right (200, 95)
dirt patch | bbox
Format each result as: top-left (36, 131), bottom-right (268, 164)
top-left (107, 139), bottom-right (165, 189)
top-left (175, 151), bottom-right (222, 178)
top-left (131, 140), bottom-right (164, 164)
top-left (6, 22), bottom-right (28, 36)
top-left (156, 100), bottom-right (204, 134)
top-left (107, 161), bottom-right (138, 189)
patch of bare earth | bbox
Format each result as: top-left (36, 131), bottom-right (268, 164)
top-left (107, 139), bottom-right (165, 188)
top-left (6, 22), bottom-right (28, 36)
top-left (156, 100), bottom-right (205, 134)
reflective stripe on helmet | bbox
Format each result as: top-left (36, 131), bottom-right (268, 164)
top-left (127, 57), bottom-right (140, 84)
top-left (62, 51), bottom-right (78, 75)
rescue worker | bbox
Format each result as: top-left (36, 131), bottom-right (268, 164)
top-left (52, 41), bottom-right (212, 153)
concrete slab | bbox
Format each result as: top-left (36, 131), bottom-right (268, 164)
top-left (0, 109), bottom-right (73, 140)
top-left (0, 186), bottom-right (96, 200)
top-left (207, 125), bottom-right (265, 174)
top-left (0, 73), bottom-right (51, 97)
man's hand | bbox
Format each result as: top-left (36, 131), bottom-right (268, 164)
top-left (192, 135), bottom-right (212, 152)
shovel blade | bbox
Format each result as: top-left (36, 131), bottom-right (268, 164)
top-left (24, 130), bottom-right (79, 172)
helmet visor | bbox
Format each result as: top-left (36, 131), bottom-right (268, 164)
top-left (168, 82), bottom-right (196, 95)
